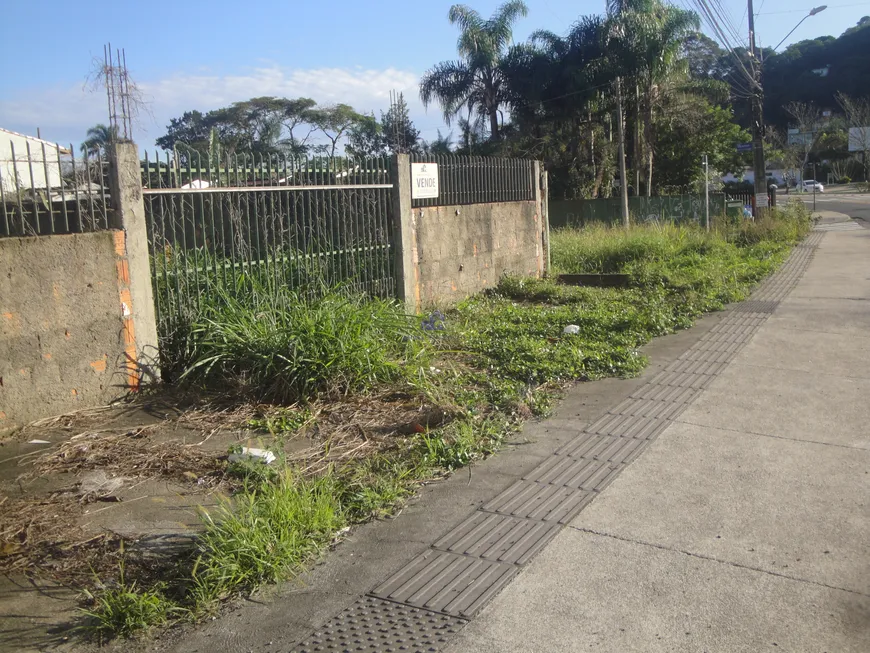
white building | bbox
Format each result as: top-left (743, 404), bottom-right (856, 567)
top-left (0, 128), bottom-right (70, 193)
top-left (721, 167), bottom-right (796, 186)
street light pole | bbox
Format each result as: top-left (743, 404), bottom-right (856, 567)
top-left (773, 6), bottom-right (828, 52)
top-left (746, 4), bottom-right (827, 218)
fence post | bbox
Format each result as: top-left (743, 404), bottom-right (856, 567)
top-left (390, 153), bottom-right (418, 314)
top-left (107, 141), bottom-right (160, 381)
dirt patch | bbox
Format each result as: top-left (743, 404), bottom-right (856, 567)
top-left (0, 387), bottom-right (449, 648)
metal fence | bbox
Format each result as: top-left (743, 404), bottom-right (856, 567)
top-left (143, 150), bottom-right (396, 329)
top-left (0, 138), bottom-right (110, 237)
top-left (548, 194), bottom-right (725, 229)
top-left (409, 153), bottom-right (535, 208)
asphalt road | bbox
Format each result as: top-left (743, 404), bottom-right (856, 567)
top-left (793, 191), bottom-right (870, 226)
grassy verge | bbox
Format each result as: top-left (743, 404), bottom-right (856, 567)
top-left (81, 203), bottom-right (811, 641)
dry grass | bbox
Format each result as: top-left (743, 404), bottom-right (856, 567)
top-left (30, 428), bottom-right (226, 486)
top-left (0, 388), bottom-right (458, 589)
top-left (284, 393), bottom-right (456, 476)
top-left (0, 492), bottom-right (125, 581)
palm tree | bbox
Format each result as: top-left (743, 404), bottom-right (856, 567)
top-left (606, 0), bottom-right (700, 194)
top-left (80, 124), bottom-right (118, 158)
top-left (420, 2), bottom-right (528, 141)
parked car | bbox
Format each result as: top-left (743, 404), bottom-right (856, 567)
top-left (800, 180), bottom-right (824, 193)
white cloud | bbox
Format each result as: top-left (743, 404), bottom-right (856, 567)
top-left (0, 65), bottom-right (440, 150)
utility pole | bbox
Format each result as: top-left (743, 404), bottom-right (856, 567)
top-left (747, 0), bottom-right (768, 216)
top-left (616, 79), bottom-right (630, 227)
top-left (703, 154), bottom-right (710, 231)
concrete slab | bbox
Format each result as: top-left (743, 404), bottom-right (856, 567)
top-left (570, 421), bottom-right (870, 595)
top-left (443, 528), bottom-right (870, 653)
top-left (737, 325), bottom-right (870, 380)
top-left (678, 361), bottom-right (870, 449)
top-left (769, 296), bottom-right (870, 338)
top-left (789, 231), bottom-right (870, 300)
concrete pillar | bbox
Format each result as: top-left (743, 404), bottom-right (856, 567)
top-left (538, 163), bottom-right (550, 277)
top-left (107, 141), bottom-right (160, 381)
top-left (391, 154), bottom-right (419, 314)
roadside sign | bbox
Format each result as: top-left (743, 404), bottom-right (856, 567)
top-left (411, 162), bottom-right (439, 199)
top-left (755, 192), bottom-right (769, 209)
top-left (736, 143), bottom-right (753, 153)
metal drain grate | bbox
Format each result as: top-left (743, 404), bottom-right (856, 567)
top-left (293, 595), bottom-right (467, 653)
top-left (730, 299), bottom-right (779, 314)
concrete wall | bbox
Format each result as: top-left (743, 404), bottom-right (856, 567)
top-left (411, 200), bottom-right (545, 309)
top-left (0, 231), bottom-right (136, 433)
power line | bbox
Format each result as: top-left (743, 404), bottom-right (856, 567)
top-left (759, 2), bottom-right (870, 13)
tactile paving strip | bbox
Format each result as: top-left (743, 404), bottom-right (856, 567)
top-left (432, 512), bottom-right (560, 565)
top-left (583, 413), bottom-right (671, 439)
top-left (481, 481), bottom-right (595, 524)
top-left (524, 455), bottom-right (623, 491)
top-left (291, 231), bottom-right (825, 652)
top-left (293, 595), bottom-right (466, 653)
top-left (369, 550), bottom-right (518, 618)
top-left (556, 432), bottom-right (650, 463)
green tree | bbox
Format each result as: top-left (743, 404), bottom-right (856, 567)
top-left (345, 113), bottom-right (385, 158)
top-left (309, 104), bottom-right (366, 157)
top-left (156, 97), bottom-right (320, 157)
top-left (654, 99), bottom-right (748, 190)
top-left (605, 0), bottom-right (701, 195)
top-left (80, 123), bottom-right (118, 158)
top-left (420, 2), bottom-right (528, 141)
top-left (381, 93), bottom-right (421, 154)
top-left (499, 15), bottom-right (615, 198)
top-left (425, 129), bottom-right (454, 155)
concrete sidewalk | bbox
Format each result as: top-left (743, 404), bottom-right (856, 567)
top-left (444, 219), bottom-right (870, 650)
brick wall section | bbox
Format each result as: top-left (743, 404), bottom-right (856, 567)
top-left (0, 231), bottom-right (137, 433)
top-left (413, 200), bottom-right (544, 309)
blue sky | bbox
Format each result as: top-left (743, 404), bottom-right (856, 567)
top-left (1, 0), bottom-right (867, 151)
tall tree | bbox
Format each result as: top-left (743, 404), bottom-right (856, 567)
top-left (500, 15), bottom-right (615, 198)
top-left (80, 123), bottom-right (118, 158)
top-left (309, 104), bottom-right (366, 157)
top-left (784, 101), bottom-right (825, 182)
top-left (605, 0), bottom-right (700, 195)
top-left (420, 2), bottom-right (528, 141)
top-left (381, 93), bottom-right (422, 154)
top-left (837, 92), bottom-right (870, 182)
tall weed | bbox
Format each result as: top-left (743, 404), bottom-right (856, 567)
top-left (177, 286), bottom-right (427, 402)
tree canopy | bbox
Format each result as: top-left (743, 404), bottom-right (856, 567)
top-left (150, 8), bottom-right (870, 191)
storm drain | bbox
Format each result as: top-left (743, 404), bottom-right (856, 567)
top-left (290, 231), bottom-right (824, 652)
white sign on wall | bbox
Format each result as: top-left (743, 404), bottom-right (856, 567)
top-left (411, 162), bottom-right (439, 199)
top-left (848, 127), bottom-right (870, 152)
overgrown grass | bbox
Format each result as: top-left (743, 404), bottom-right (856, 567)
top-left (83, 204), bottom-right (811, 640)
top-left (188, 472), bottom-right (345, 608)
top-left (80, 564), bottom-right (177, 642)
top-left (176, 285), bottom-right (429, 403)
